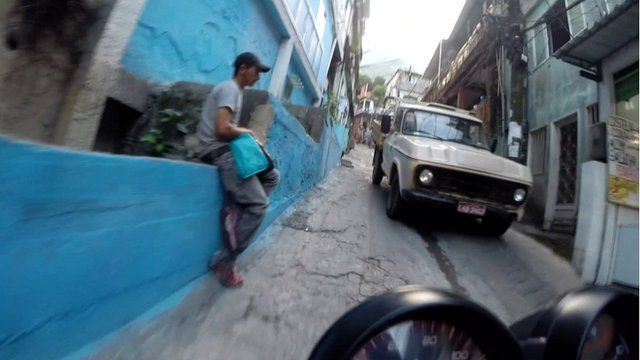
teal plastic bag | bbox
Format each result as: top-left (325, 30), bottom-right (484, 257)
top-left (230, 133), bottom-right (269, 179)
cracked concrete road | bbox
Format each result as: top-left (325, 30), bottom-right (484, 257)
top-left (90, 145), bottom-right (581, 360)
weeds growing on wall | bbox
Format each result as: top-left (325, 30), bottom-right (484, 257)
top-left (328, 94), bottom-right (339, 124)
top-left (139, 108), bottom-right (195, 158)
top-left (134, 84), bottom-right (209, 159)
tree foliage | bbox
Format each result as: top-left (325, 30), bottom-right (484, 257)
top-left (359, 74), bottom-right (372, 88)
top-left (372, 85), bottom-right (386, 106)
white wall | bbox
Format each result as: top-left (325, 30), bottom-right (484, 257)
top-left (594, 40), bottom-right (639, 287)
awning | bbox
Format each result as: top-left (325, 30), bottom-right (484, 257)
top-left (555, 0), bottom-right (639, 70)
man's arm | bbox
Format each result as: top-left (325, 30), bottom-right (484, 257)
top-left (214, 107), bottom-right (253, 140)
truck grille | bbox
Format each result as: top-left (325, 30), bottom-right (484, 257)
top-left (416, 166), bottom-right (528, 205)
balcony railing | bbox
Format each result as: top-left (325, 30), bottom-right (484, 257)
top-left (430, 20), bottom-right (489, 99)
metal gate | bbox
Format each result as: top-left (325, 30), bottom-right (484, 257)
top-left (553, 120), bottom-right (578, 233)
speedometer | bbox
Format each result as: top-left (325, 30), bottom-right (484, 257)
top-left (581, 314), bottom-right (631, 360)
top-left (353, 320), bottom-right (487, 360)
top-left (309, 286), bottom-right (522, 360)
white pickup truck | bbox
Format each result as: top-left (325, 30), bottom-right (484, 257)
top-left (371, 101), bottom-right (533, 236)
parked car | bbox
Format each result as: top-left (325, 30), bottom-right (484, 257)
top-left (371, 100), bottom-right (533, 236)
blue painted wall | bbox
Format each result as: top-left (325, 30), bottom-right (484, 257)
top-left (288, 55), bottom-right (316, 106)
top-left (122, 0), bottom-right (281, 89)
top-left (0, 142), bottom-right (222, 359)
top-left (123, 0), bottom-right (336, 105)
top-left (0, 95), bottom-right (343, 359)
top-left (332, 123), bottom-right (349, 152)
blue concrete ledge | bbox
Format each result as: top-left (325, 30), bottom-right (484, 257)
top-left (0, 97), bottom-right (343, 359)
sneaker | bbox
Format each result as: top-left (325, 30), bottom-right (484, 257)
top-left (215, 265), bottom-right (244, 288)
top-left (223, 206), bottom-right (239, 251)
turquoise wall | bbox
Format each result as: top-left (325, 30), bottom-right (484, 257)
top-left (525, 2), bottom-right (598, 212)
top-left (333, 124), bottom-right (349, 152)
top-left (0, 95), bottom-right (343, 359)
top-left (288, 55), bottom-right (316, 106)
top-left (527, 57), bottom-right (597, 131)
top-left (122, 0), bottom-right (281, 89)
top-left (0, 141), bottom-right (222, 359)
top-left (526, 0), bottom-right (597, 134)
top-left (122, 0), bottom-right (336, 106)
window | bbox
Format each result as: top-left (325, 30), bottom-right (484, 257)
top-left (393, 109), bottom-right (403, 132)
top-left (402, 112), bottom-right (416, 133)
top-left (284, 78), bottom-right (294, 103)
top-left (530, 128), bottom-right (547, 175)
top-left (401, 110), bottom-right (490, 149)
top-left (285, 0), bottom-right (325, 74)
top-left (316, 1), bottom-right (326, 42)
top-left (547, 1), bottom-right (571, 53)
top-left (565, 0), bottom-right (587, 37)
top-left (528, 24), bottom-right (549, 68)
top-left (614, 63), bottom-right (639, 123)
top-left (587, 103), bottom-right (599, 125)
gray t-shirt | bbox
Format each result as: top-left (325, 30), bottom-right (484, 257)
top-left (196, 79), bottom-right (243, 155)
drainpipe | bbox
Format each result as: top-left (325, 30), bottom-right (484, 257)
top-left (437, 40), bottom-right (443, 91)
top-left (499, 45), bottom-right (507, 156)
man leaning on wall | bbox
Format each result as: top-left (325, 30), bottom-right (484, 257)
top-left (196, 52), bottom-right (280, 288)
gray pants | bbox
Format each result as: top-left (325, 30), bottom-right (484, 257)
top-left (213, 152), bottom-right (280, 266)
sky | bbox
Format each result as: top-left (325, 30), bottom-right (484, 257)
top-left (361, 0), bottom-right (467, 75)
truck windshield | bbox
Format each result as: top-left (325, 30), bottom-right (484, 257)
top-left (402, 110), bottom-right (489, 150)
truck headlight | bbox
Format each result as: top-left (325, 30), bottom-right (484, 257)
top-left (419, 169), bottom-right (434, 185)
top-left (514, 189), bottom-right (527, 203)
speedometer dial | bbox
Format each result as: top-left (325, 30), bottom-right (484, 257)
top-left (580, 314), bottom-right (631, 360)
top-left (353, 320), bottom-right (487, 360)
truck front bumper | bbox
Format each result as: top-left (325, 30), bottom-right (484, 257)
top-left (401, 188), bottom-right (524, 221)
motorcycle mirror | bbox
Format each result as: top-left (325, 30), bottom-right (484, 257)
top-left (381, 115), bottom-right (392, 134)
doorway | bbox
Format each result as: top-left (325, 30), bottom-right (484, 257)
top-left (551, 116), bottom-right (578, 233)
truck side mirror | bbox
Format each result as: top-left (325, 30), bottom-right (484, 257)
top-left (381, 115), bottom-right (392, 134)
top-left (490, 139), bottom-right (498, 153)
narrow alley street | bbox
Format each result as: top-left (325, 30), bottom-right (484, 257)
top-left (89, 145), bottom-right (581, 360)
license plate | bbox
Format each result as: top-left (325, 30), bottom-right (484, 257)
top-left (457, 202), bottom-right (486, 216)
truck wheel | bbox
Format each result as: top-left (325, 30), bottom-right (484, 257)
top-left (482, 216), bottom-right (513, 237)
top-left (386, 173), bottom-right (405, 219)
top-left (372, 149), bottom-right (384, 185)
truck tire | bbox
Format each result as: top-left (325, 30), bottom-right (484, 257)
top-left (372, 148), bottom-right (384, 185)
top-left (482, 216), bottom-right (513, 237)
top-left (386, 173), bottom-right (405, 219)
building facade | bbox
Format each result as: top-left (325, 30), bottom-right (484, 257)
top-left (522, 0), bottom-right (638, 287)
top-left (420, 0), bottom-right (527, 163)
top-left (385, 69), bottom-right (430, 100)
top-left (545, 0), bottom-right (638, 287)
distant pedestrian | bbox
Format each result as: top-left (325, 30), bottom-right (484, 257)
top-left (364, 128), bottom-right (373, 148)
top-left (196, 52), bottom-right (280, 287)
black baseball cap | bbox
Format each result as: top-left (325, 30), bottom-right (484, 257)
top-left (234, 52), bottom-right (271, 73)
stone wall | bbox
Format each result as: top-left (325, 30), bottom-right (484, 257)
top-left (0, 0), bottom-right (116, 144)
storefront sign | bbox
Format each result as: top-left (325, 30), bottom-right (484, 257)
top-left (607, 115), bottom-right (639, 208)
